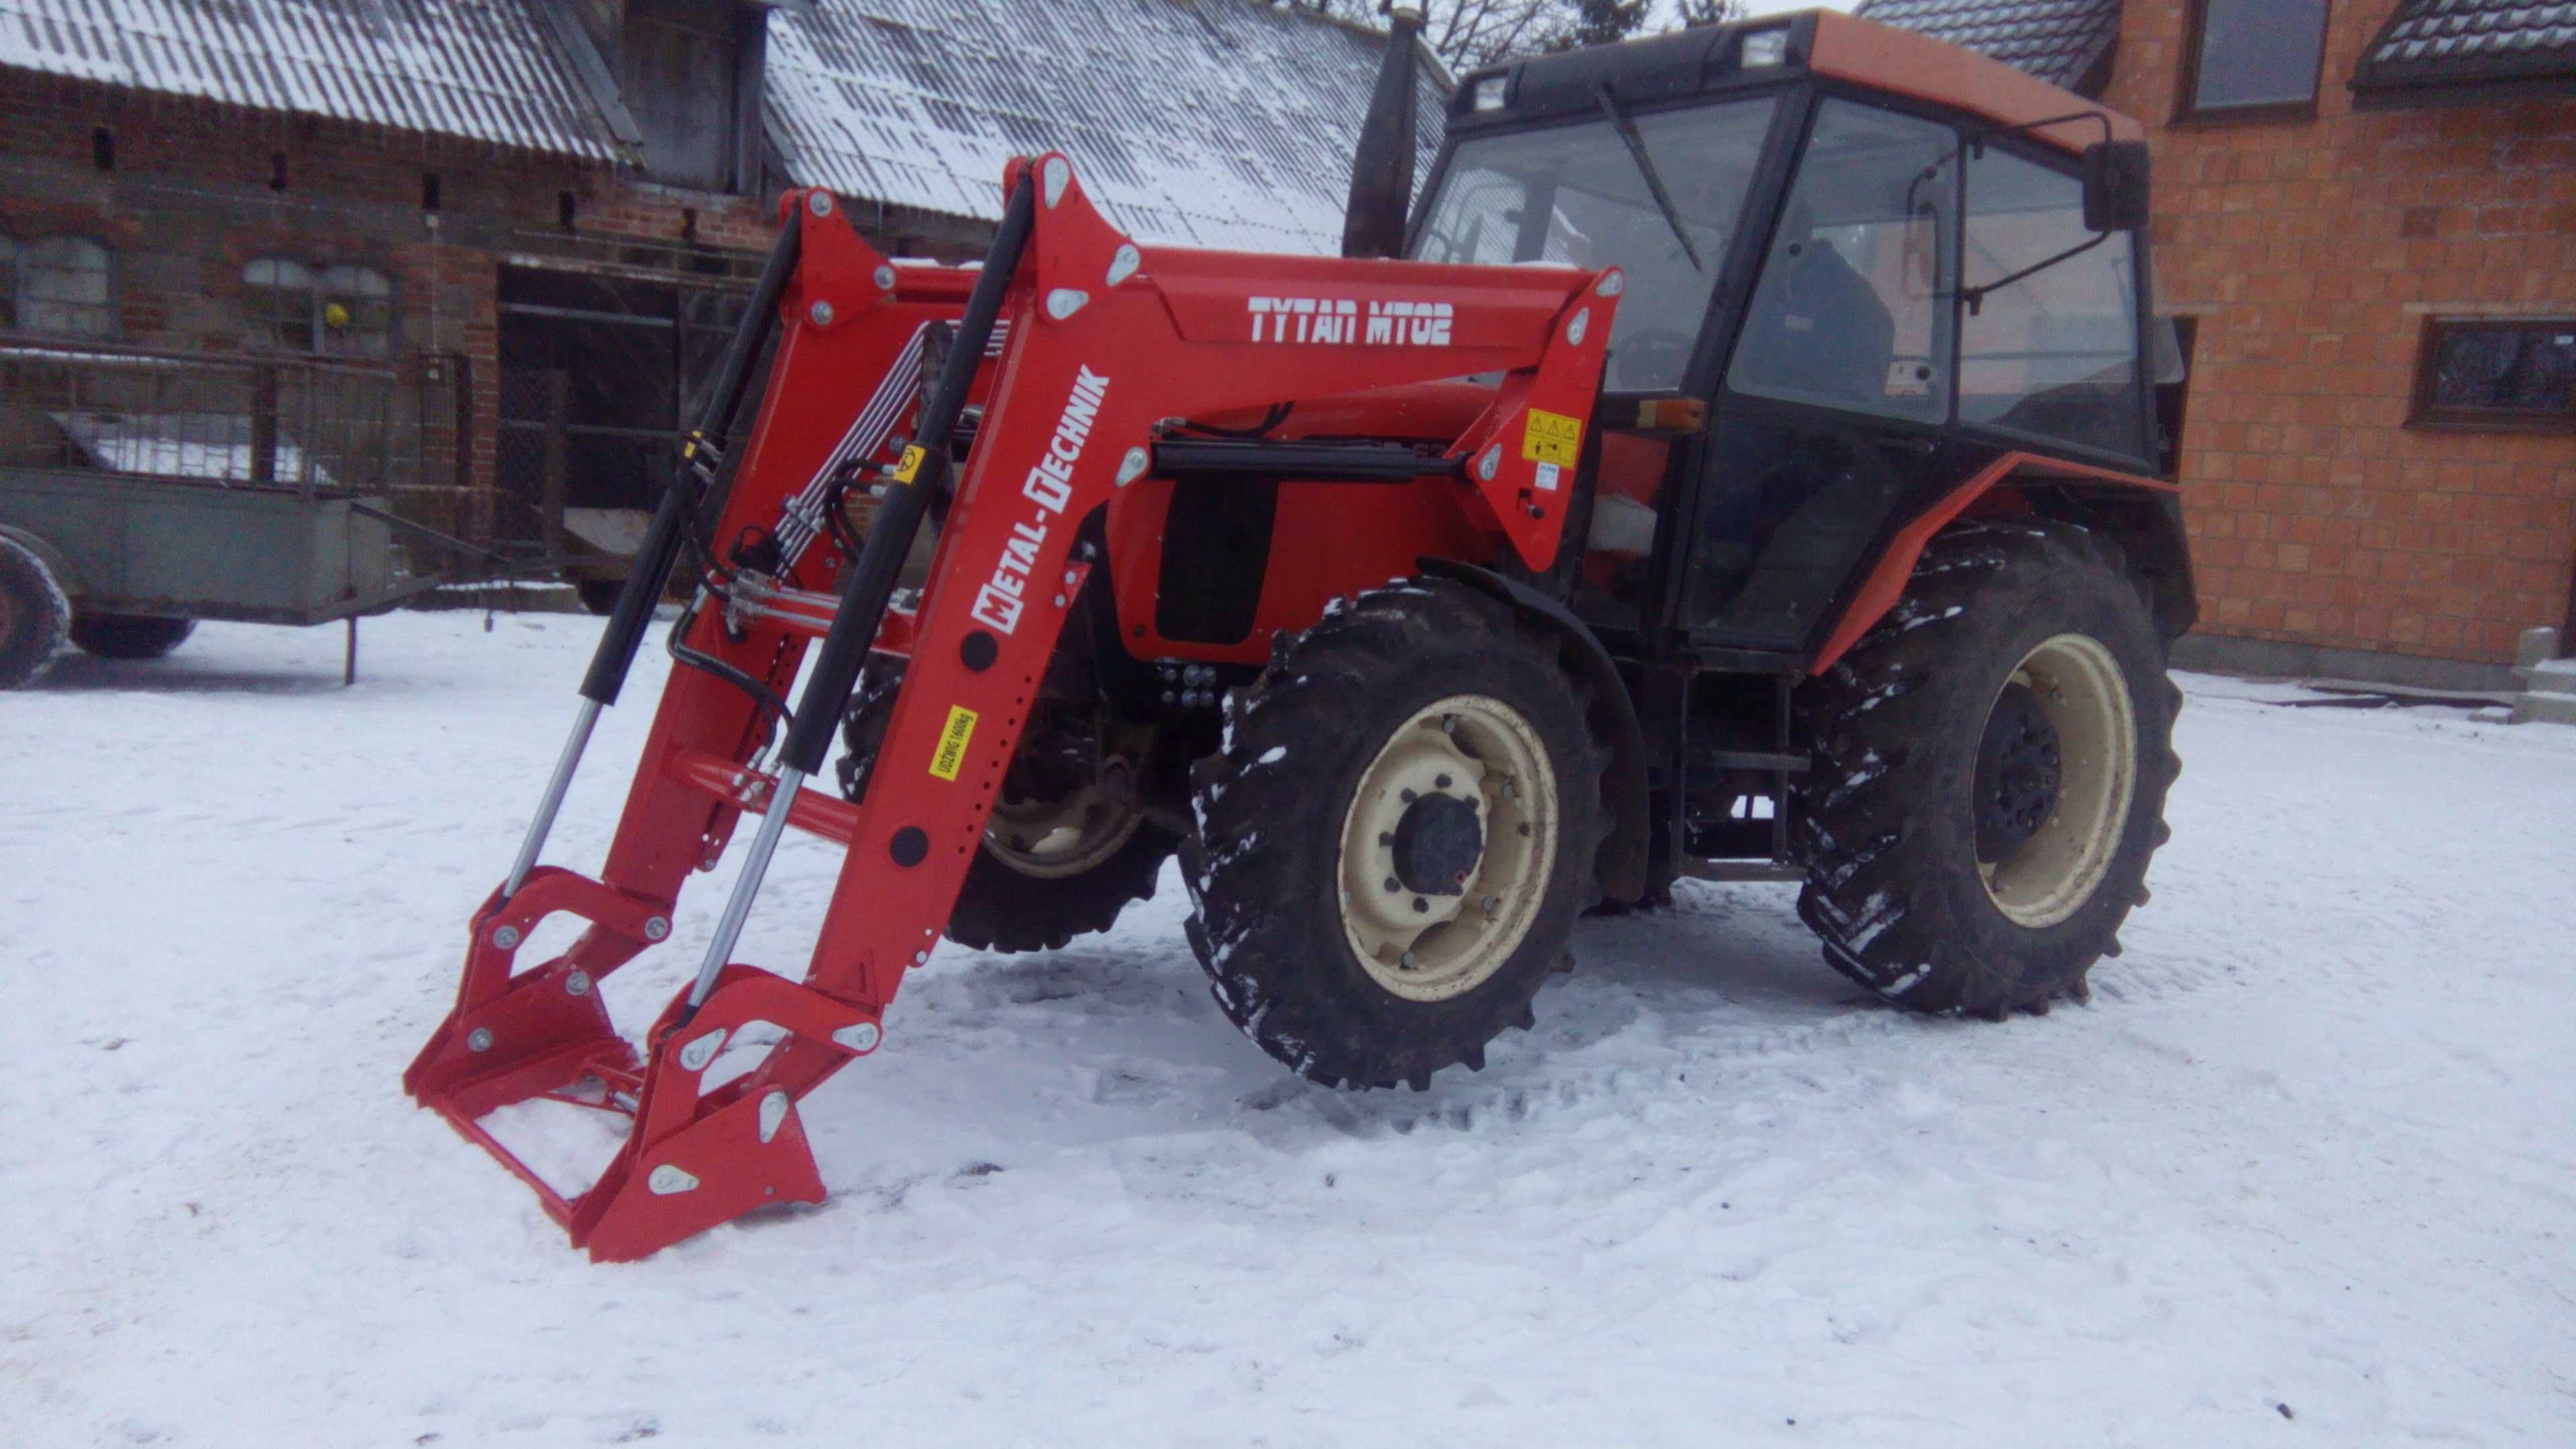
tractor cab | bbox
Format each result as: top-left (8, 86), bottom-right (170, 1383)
top-left (1408, 13), bottom-right (2174, 661)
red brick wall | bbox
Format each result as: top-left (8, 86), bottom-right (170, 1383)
top-left (2100, 2), bottom-right (2576, 665)
top-left (0, 74), bottom-right (990, 543)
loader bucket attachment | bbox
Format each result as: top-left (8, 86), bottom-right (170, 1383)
top-left (403, 154), bottom-right (1617, 1259)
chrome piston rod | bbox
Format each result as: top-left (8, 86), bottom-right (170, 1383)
top-left (679, 765), bottom-right (808, 1016)
top-left (502, 697), bottom-right (603, 899)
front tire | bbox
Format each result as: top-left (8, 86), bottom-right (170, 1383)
top-left (1791, 519), bottom-right (2180, 1016)
top-left (1184, 581), bottom-right (1613, 1089)
top-left (70, 612), bottom-right (195, 660)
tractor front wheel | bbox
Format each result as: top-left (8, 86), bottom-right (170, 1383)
top-left (1184, 580), bottom-right (1613, 1089)
top-left (1791, 519), bottom-right (2180, 1016)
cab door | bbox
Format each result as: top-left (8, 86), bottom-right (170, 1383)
top-left (1677, 98), bottom-right (1972, 653)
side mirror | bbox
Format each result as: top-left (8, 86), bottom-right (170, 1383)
top-left (2082, 140), bottom-right (2152, 233)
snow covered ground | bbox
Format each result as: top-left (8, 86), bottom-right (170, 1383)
top-left (4, 612), bottom-right (2571, 1447)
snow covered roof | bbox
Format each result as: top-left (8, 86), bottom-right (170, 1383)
top-left (2353, 0), bottom-right (2576, 105)
top-left (0, 0), bottom-right (621, 161)
top-left (763, 0), bottom-right (1447, 255)
top-left (1851, 0), bottom-right (2122, 95)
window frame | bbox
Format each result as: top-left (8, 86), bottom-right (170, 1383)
top-left (1952, 136), bottom-right (2154, 465)
top-left (2173, 0), bottom-right (2333, 126)
top-left (2408, 315), bottom-right (2576, 435)
top-left (241, 257), bottom-right (396, 358)
top-left (13, 234), bottom-right (117, 339)
top-left (1721, 95), bottom-right (1964, 429)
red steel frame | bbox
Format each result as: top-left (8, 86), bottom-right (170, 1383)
top-left (405, 156), bottom-right (1622, 1260)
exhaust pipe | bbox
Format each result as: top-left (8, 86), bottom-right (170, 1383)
top-left (1342, 5), bottom-right (1426, 259)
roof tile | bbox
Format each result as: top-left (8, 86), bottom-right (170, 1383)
top-left (1851, 0), bottom-right (2122, 93)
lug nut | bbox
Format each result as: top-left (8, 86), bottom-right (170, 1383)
top-left (490, 924), bottom-right (521, 951)
top-left (466, 1028), bottom-right (494, 1053)
top-left (564, 971), bottom-right (592, 997)
top-left (1413, 897), bottom-right (1429, 913)
top-left (643, 916), bottom-right (670, 941)
top-left (1385, 875), bottom-right (1401, 892)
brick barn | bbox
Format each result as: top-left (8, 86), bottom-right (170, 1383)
top-left (0, 0), bottom-right (1440, 596)
top-left (1860, 0), bottom-right (2576, 689)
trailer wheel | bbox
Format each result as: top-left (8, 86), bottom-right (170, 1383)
top-left (1791, 519), bottom-right (2181, 1017)
top-left (69, 612), bottom-right (196, 660)
top-left (1184, 580), bottom-right (1612, 1090)
top-left (838, 665), bottom-right (1179, 954)
top-left (0, 535), bottom-right (72, 689)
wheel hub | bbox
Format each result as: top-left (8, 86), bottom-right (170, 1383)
top-left (1976, 634), bottom-right (2139, 929)
top-left (1390, 792), bottom-right (1483, 897)
top-left (1337, 696), bottom-right (1558, 1003)
top-left (1974, 681), bottom-right (2061, 862)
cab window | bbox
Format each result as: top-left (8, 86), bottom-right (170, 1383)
top-left (1412, 97), bottom-right (1778, 392)
top-left (1959, 146), bottom-right (2147, 460)
top-left (1727, 100), bottom-right (1955, 425)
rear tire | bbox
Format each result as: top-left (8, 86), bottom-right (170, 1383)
top-left (1184, 580), bottom-right (1613, 1089)
top-left (70, 612), bottom-right (195, 660)
top-left (0, 535), bottom-right (71, 688)
top-left (1790, 519), bottom-right (2180, 1016)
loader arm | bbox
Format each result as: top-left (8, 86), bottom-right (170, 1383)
top-left (405, 155), bottom-right (1622, 1260)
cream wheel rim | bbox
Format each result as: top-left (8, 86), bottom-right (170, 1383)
top-left (1336, 695), bottom-right (1558, 1002)
top-left (983, 769), bottom-right (1142, 879)
top-left (1978, 633), bottom-right (2137, 928)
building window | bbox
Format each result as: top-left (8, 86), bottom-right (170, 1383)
top-left (17, 236), bottom-right (115, 337)
top-left (246, 258), bottom-right (317, 351)
top-left (2410, 318), bottom-right (2576, 433)
top-left (244, 259), bottom-right (393, 357)
top-left (2178, 0), bottom-right (2331, 121)
top-left (317, 266), bottom-right (393, 358)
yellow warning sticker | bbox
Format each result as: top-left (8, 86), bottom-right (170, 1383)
top-left (891, 444), bottom-right (928, 486)
top-left (1521, 408), bottom-right (1582, 466)
top-left (929, 704), bottom-right (978, 782)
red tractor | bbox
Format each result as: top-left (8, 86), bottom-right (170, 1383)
top-left (407, 10), bottom-right (2190, 1260)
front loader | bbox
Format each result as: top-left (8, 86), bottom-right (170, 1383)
top-left (408, 11), bottom-right (2194, 1260)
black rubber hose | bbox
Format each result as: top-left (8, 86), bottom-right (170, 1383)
top-left (578, 213), bottom-right (803, 707)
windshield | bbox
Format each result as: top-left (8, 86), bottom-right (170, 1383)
top-left (1411, 97), bottom-right (1778, 391)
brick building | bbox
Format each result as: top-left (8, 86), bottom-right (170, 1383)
top-left (0, 0), bottom-right (1436, 587)
top-left (1860, 0), bottom-right (2576, 687)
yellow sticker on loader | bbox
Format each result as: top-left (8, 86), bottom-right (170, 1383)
top-left (1521, 409), bottom-right (1582, 466)
top-left (891, 445), bottom-right (928, 486)
top-left (929, 704), bottom-right (978, 782)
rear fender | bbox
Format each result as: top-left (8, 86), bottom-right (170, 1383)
top-left (1808, 454), bottom-right (2188, 676)
top-left (1417, 557), bottom-right (1651, 904)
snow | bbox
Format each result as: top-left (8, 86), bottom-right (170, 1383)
top-left (0, 0), bottom-right (618, 161)
top-left (5, 614), bottom-right (2574, 1446)
top-left (765, 0), bottom-right (1447, 254)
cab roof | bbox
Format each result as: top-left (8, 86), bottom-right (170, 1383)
top-left (1450, 9), bottom-right (2142, 156)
